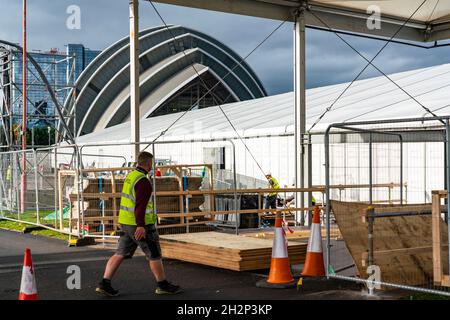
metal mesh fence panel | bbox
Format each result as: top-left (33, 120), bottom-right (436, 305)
top-left (0, 146), bottom-right (79, 234)
top-left (77, 140), bottom-right (239, 238)
top-left (324, 118), bottom-right (450, 297)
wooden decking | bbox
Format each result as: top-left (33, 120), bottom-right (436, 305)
top-left (159, 231), bottom-right (307, 271)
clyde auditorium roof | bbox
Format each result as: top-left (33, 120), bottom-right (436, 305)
top-left (65, 25), bottom-right (266, 137)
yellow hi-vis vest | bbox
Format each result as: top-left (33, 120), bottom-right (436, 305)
top-left (6, 166), bottom-right (12, 181)
top-left (118, 169), bottom-right (156, 226)
top-left (268, 177), bottom-right (280, 197)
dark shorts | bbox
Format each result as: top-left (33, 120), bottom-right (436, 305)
top-left (265, 195), bottom-right (277, 209)
top-left (116, 224), bottom-right (162, 261)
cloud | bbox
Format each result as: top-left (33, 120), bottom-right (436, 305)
top-left (1, 1), bottom-right (450, 95)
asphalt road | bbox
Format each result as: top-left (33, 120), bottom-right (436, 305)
top-left (0, 229), bottom-right (391, 300)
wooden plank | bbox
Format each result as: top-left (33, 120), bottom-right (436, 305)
top-left (432, 193), bottom-right (443, 284)
top-left (331, 200), bottom-right (449, 287)
top-left (361, 245), bottom-right (450, 266)
top-left (59, 170), bottom-right (77, 175)
top-left (111, 174), bottom-right (118, 232)
top-left (159, 231), bottom-right (306, 271)
top-left (77, 189), bottom-right (325, 197)
top-left (80, 167), bottom-right (134, 173)
top-left (157, 221), bottom-right (207, 228)
top-left (58, 170), bottom-right (64, 231)
top-left (432, 190), bottom-right (448, 196)
top-left (78, 208), bottom-right (313, 223)
top-left (374, 204), bottom-right (436, 214)
top-left (208, 165), bottom-right (214, 214)
top-left (160, 231), bottom-right (305, 250)
top-left (314, 183), bottom-right (405, 189)
top-left (241, 227), bottom-right (340, 241)
top-left (442, 275), bottom-right (450, 287)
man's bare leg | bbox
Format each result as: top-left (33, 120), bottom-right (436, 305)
top-left (149, 259), bottom-right (166, 282)
top-left (103, 254), bottom-right (125, 280)
top-left (96, 254), bottom-right (124, 296)
top-left (150, 259), bottom-right (181, 294)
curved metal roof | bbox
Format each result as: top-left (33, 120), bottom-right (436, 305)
top-left (76, 62), bottom-right (450, 144)
top-left (65, 25), bottom-right (266, 137)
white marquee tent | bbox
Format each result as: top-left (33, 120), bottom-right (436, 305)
top-left (77, 63), bottom-right (450, 203)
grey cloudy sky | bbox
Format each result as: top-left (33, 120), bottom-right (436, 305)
top-left (1, 0), bottom-right (450, 95)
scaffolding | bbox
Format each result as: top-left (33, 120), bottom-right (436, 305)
top-left (0, 45), bottom-right (76, 150)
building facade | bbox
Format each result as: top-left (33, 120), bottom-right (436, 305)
top-left (9, 44), bottom-right (100, 128)
top-left (66, 44), bottom-right (101, 81)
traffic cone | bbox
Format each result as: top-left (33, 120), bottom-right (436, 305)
top-left (301, 206), bottom-right (326, 276)
top-left (18, 248), bottom-right (38, 300)
top-left (267, 211), bottom-right (295, 285)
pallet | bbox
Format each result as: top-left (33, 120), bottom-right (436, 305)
top-left (160, 231), bottom-right (307, 271)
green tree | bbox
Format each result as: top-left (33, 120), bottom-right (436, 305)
top-left (28, 126), bottom-right (56, 146)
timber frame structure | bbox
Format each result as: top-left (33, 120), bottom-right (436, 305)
top-left (57, 164), bottom-right (326, 237)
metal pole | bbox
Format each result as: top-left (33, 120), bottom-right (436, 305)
top-left (446, 120), bottom-right (450, 273)
top-left (76, 146), bottom-right (83, 238)
top-left (307, 134), bottom-right (313, 225)
top-left (367, 207), bottom-right (375, 267)
top-left (294, 6), bottom-right (306, 226)
top-left (400, 137), bottom-right (403, 205)
top-left (32, 150), bottom-right (39, 224)
top-left (20, 0), bottom-right (27, 213)
top-left (152, 143), bottom-right (158, 225)
top-left (369, 133), bottom-right (373, 205)
top-left (324, 127), bottom-right (331, 277)
top-left (424, 142), bottom-right (427, 203)
top-left (79, 146), bottom-right (86, 238)
top-left (230, 141), bottom-right (239, 235)
top-left (53, 147), bottom-right (58, 228)
top-left (130, 0), bottom-right (140, 161)
top-left (444, 134), bottom-right (448, 222)
top-left (367, 205), bottom-right (375, 295)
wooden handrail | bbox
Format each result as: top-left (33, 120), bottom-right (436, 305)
top-left (313, 183), bottom-right (407, 189)
top-left (72, 187), bottom-right (325, 199)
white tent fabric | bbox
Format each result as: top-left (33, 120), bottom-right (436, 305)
top-left (153, 0), bottom-right (450, 42)
top-left (315, 0), bottom-right (450, 23)
top-left (77, 62), bottom-right (450, 144)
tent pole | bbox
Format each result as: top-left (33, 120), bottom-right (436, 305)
top-left (130, 0), bottom-right (140, 160)
top-left (21, 0), bottom-right (27, 213)
top-left (294, 6), bottom-right (306, 226)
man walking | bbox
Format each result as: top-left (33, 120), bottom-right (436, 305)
top-left (96, 151), bottom-right (181, 296)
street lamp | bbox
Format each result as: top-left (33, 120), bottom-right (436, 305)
top-left (47, 126), bottom-right (51, 146)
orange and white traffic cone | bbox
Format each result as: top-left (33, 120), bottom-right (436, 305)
top-left (301, 206), bottom-right (326, 277)
top-left (18, 248), bottom-right (38, 300)
top-left (266, 211), bottom-right (295, 286)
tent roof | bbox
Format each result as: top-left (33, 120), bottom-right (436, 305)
top-left (153, 0), bottom-right (450, 42)
top-left (77, 62), bottom-right (450, 144)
